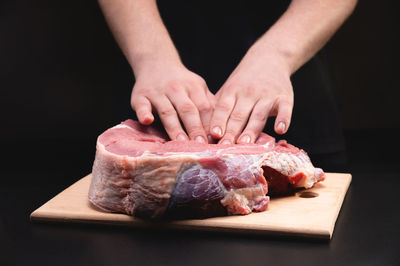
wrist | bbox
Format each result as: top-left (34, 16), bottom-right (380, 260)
top-left (249, 34), bottom-right (299, 76)
top-left (130, 50), bottom-right (183, 78)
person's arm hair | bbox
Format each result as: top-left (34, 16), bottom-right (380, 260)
top-left (209, 0), bottom-right (358, 144)
top-left (98, 0), bottom-right (215, 143)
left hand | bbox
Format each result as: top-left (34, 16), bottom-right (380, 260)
top-left (209, 44), bottom-right (294, 144)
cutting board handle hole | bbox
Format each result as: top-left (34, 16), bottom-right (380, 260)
top-left (298, 191), bottom-right (319, 198)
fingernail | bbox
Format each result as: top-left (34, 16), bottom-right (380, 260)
top-left (212, 126), bottom-right (222, 137)
top-left (221, 139), bottom-right (231, 145)
top-left (176, 134), bottom-right (187, 141)
top-left (143, 115), bottom-right (153, 124)
top-left (239, 135), bottom-right (250, 143)
top-left (277, 122), bottom-right (286, 133)
top-left (195, 136), bottom-right (206, 143)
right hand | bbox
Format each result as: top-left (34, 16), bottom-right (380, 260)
top-left (131, 61), bottom-right (215, 143)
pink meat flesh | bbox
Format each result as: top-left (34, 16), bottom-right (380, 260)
top-left (89, 119), bottom-right (325, 219)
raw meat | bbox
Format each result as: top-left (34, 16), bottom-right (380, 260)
top-left (89, 119), bottom-right (325, 219)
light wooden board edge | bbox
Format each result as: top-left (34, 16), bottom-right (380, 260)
top-left (327, 173), bottom-right (352, 239)
top-left (30, 172), bottom-right (352, 240)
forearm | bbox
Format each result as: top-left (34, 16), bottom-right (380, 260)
top-left (210, 0), bottom-right (357, 141)
top-left (98, 0), bottom-right (182, 76)
top-left (250, 0), bottom-right (357, 74)
top-left (99, 0), bottom-right (214, 141)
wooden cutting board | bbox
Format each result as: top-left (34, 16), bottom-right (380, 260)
top-left (30, 173), bottom-right (351, 239)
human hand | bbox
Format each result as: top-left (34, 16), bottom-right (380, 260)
top-left (209, 45), bottom-right (294, 144)
top-left (131, 61), bottom-right (215, 143)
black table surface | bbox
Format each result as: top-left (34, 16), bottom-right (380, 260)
top-left (2, 131), bottom-right (400, 266)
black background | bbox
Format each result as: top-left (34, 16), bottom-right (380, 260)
top-left (1, 1), bottom-right (399, 140)
top-left (1, 1), bottom-right (400, 265)
top-left (2, 0), bottom-right (399, 178)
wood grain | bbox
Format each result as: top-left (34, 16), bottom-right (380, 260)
top-left (30, 173), bottom-right (351, 239)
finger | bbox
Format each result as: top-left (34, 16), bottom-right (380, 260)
top-left (274, 99), bottom-right (293, 135)
top-left (150, 95), bottom-right (188, 141)
top-left (167, 90), bottom-right (207, 143)
top-left (237, 100), bottom-right (273, 144)
top-left (209, 92), bottom-right (236, 139)
top-left (131, 95), bottom-right (154, 125)
top-left (218, 98), bottom-right (254, 144)
top-left (255, 132), bottom-right (275, 144)
top-left (205, 90), bottom-right (217, 142)
top-left (207, 90), bottom-right (216, 109)
top-left (189, 87), bottom-right (213, 135)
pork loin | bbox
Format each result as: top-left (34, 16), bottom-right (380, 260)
top-left (89, 120), bottom-right (325, 219)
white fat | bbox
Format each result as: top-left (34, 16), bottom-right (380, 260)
top-left (112, 124), bottom-right (132, 130)
top-left (260, 151), bottom-right (317, 188)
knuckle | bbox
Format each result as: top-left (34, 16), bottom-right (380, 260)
top-left (178, 102), bottom-right (196, 114)
top-left (135, 105), bottom-right (146, 113)
top-left (186, 125), bottom-right (204, 136)
top-left (223, 83), bottom-right (237, 93)
top-left (131, 99), bottom-right (144, 111)
top-left (167, 81), bottom-right (184, 93)
top-left (136, 110), bottom-right (149, 119)
top-left (253, 110), bottom-right (268, 122)
top-left (131, 85), bottom-right (142, 94)
top-left (136, 109), bottom-right (146, 117)
top-left (133, 88), bottom-right (147, 96)
top-left (159, 108), bottom-right (176, 117)
top-left (224, 129), bottom-right (238, 139)
top-left (276, 96), bottom-right (293, 106)
top-left (146, 89), bottom-right (159, 98)
top-left (229, 112), bottom-right (246, 123)
top-left (216, 100), bottom-right (232, 112)
top-left (242, 86), bottom-right (256, 98)
top-left (196, 101), bottom-right (211, 112)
